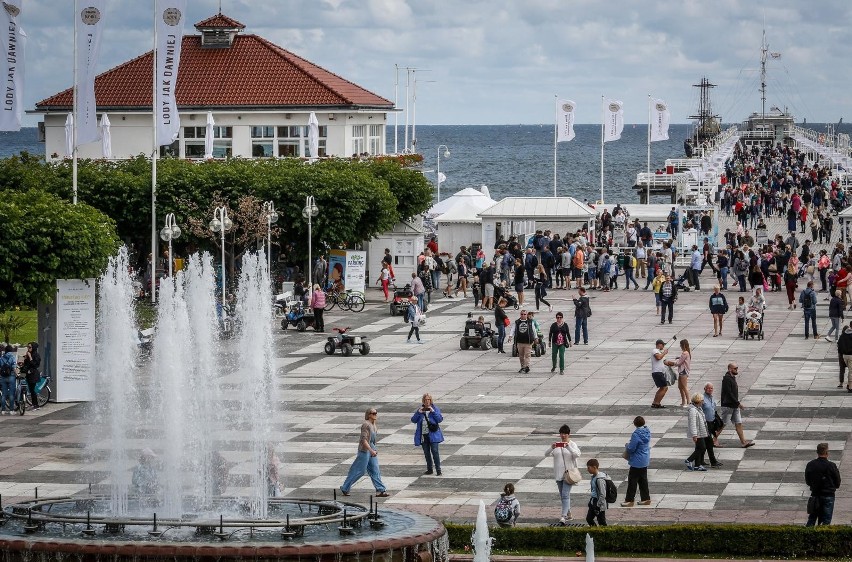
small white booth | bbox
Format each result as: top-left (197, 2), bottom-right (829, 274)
top-left (479, 197), bottom-right (596, 249)
top-left (431, 187), bottom-right (497, 255)
top-left (364, 219), bottom-right (425, 283)
top-left (838, 206), bottom-right (852, 245)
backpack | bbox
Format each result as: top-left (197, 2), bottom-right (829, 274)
top-left (494, 499), bottom-right (513, 524)
top-left (604, 478), bottom-right (618, 504)
top-left (803, 290), bottom-right (813, 309)
top-left (0, 360), bottom-right (11, 378)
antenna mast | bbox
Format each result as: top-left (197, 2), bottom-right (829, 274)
top-left (760, 29), bottom-right (768, 124)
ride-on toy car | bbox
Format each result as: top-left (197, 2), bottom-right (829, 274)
top-left (324, 327), bottom-right (370, 356)
top-left (460, 314), bottom-right (498, 350)
top-left (389, 284), bottom-right (413, 315)
top-left (281, 301), bottom-right (315, 332)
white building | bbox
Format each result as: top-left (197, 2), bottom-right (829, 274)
top-left (31, 13), bottom-right (393, 160)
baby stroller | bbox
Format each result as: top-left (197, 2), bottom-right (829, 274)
top-left (674, 272), bottom-right (692, 292)
top-left (742, 307), bottom-right (764, 340)
top-left (389, 284), bottom-right (413, 316)
top-left (494, 285), bottom-right (520, 309)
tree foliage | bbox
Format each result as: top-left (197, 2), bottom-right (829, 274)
top-left (0, 188), bottom-right (119, 310)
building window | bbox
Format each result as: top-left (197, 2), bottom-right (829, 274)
top-left (277, 125), bottom-right (303, 157)
top-left (352, 125), bottom-right (365, 155)
top-left (251, 125), bottom-right (275, 157)
top-left (368, 124), bottom-right (383, 155)
top-left (307, 125), bottom-right (328, 158)
top-left (160, 140), bottom-right (178, 158)
top-left (184, 126), bottom-right (232, 158)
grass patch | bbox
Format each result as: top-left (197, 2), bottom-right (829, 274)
top-left (0, 309), bottom-right (38, 345)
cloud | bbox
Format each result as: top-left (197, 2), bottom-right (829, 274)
top-left (16, 0), bottom-right (852, 125)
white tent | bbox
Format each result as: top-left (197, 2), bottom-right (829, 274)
top-left (478, 197), bottom-right (596, 249)
top-left (429, 187), bottom-right (497, 255)
top-left (428, 187), bottom-right (495, 216)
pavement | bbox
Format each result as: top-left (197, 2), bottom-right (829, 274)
top-left (1, 254), bottom-right (849, 528)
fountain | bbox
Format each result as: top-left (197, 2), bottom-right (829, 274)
top-left (471, 500), bottom-right (494, 562)
top-left (0, 248), bottom-right (447, 562)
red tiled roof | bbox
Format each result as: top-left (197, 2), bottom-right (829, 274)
top-left (35, 35), bottom-right (392, 110)
top-left (194, 13), bottom-right (245, 29)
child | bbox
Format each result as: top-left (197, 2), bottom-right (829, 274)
top-left (527, 311), bottom-right (543, 342)
top-left (472, 275), bottom-right (481, 309)
top-left (828, 269), bottom-right (837, 297)
top-left (735, 296), bottom-right (747, 337)
top-left (585, 459), bottom-right (608, 527)
top-left (610, 259), bottom-right (620, 290)
top-left (494, 482), bottom-right (520, 527)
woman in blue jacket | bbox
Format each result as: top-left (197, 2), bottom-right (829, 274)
top-left (621, 416), bottom-right (652, 507)
top-left (411, 393), bottom-right (444, 476)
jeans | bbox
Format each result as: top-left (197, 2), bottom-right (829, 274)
top-left (556, 480), bottom-right (573, 516)
top-left (0, 375), bottom-right (15, 412)
top-left (719, 267), bottom-right (729, 290)
top-left (416, 293), bottom-right (425, 313)
top-left (804, 310), bottom-right (817, 338)
top-left (585, 499), bottom-right (607, 526)
top-left (820, 268), bottom-right (828, 292)
top-left (341, 449), bottom-right (386, 493)
top-left (421, 434), bottom-right (441, 473)
top-left (738, 274), bottom-right (747, 292)
top-left (691, 268), bottom-right (701, 290)
top-left (407, 324), bottom-right (421, 341)
top-left (431, 270), bottom-right (441, 291)
top-left (624, 269), bottom-right (639, 289)
top-left (660, 300), bottom-right (674, 323)
top-left (828, 317), bottom-right (841, 341)
top-left (574, 317), bottom-right (587, 344)
top-left (806, 496), bottom-right (835, 526)
top-left (624, 466), bottom-right (649, 502)
top-left (497, 323), bottom-right (506, 352)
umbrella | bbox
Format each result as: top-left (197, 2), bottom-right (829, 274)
top-left (308, 111), bottom-right (319, 161)
top-left (204, 111), bottom-right (215, 159)
top-left (64, 113), bottom-right (74, 158)
top-left (99, 114), bottom-right (112, 159)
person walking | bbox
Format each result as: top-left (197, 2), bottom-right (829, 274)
top-left (684, 393), bottom-right (709, 471)
top-left (512, 258), bottom-right (526, 307)
top-left (311, 284), bottom-right (326, 332)
top-left (799, 280), bottom-right (820, 340)
top-left (826, 289), bottom-right (844, 343)
top-left (494, 299), bottom-right (509, 354)
top-left (620, 416), bottom-right (652, 507)
top-left (839, 323), bottom-right (852, 391)
top-left (659, 275), bottom-right (677, 324)
top-left (376, 263), bottom-right (391, 302)
top-left (689, 245), bottom-right (702, 290)
top-left (709, 285), bottom-right (728, 337)
top-left (804, 442), bottom-right (841, 526)
top-left (411, 272), bottom-right (426, 312)
top-left (548, 312), bottom-right (571, 374)
top-left (784, 262), bottom-right (798, 309)
top-left (545, 424), bottom-right (581, 524)
top-left (0, 345), bottom-right (17, 415)
top-left (719, 363), bottom-right (755, 448)
top-left (533, 264), bottom-right (552, 312)
top-left (513, 310), bottom-right (536, 373)
top-left (702, 383), bottom-right (724, 465)
top-left (19, 342), bottom-right (41, 412)
top-left (650, 339), bottom-right (670, 409)
top-left (411, 393), bottom-right (444, 476)
top-left (665, 339), bottom-right (692, 407)
top-left (572, 287), bottom-right (590, 345)
top-left (405, 296), bottom-right (423, 344)
top-left (340, 408), bottom-right (389, 497)
top-left (585, 459), bottom-right (609, 527)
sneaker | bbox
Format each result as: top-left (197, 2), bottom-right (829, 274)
top-left (523, 367), bottom-right (530, 373)
top-left (551, 367), bottom-right (556, 373)
top-left (548, 305), bottom-right (553, 312)
top-left (694, 465), bottom-right (707, 472)
top-left (566, 511), bottom-right (573, 520)
top-left (711, 462), bottom-right (724, 468)
top-left (637, 499), bottom-right (652, 505)
top-left (558, 517), bottom-right (567, 525)
top-left (559, 370), bottom-right (564, 375)
top-left (620, 501), bottom-right (635, 507)
top-left (684, 459), bottom-right (694, 471)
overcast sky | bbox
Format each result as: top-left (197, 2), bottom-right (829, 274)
top-left (17, 0), bottom-right (852, 126)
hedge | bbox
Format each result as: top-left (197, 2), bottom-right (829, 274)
top-left (445, 523), bottom-right (852, 558)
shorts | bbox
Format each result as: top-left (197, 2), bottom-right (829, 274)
top-left (720, 406), bottom-right (742, 425)
top-left (588, 267), bottom-right (597, 280)
top-left (514, 282), bottom-right (524, 293)
top-left (651, 371), bottom-right (667, 388)
top-left (572, 267), bottom-right (583, 279)
top-left (484, 283), bottom-right (494, 297)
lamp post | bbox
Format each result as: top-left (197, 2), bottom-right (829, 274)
top-left (209, 206), bottom-right (233, 310)
top-left (262, 201), bottom-right (279, 279)
top-left (302, 196), bottom-right (319, 294)
top-left (159, 213), bottom-right (181, 279)
top-left (436, 144), bottom-right (450, 202)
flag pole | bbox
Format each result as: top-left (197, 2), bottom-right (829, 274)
top-left (72, 0), bottom-right (78, 204)
top-left (600, 95), bottom-right (605, 205)
top-left (150, 1), bottom-right (158, 303)
top-left (553, 94), bottom-right (558, 198)
top-left (646, 94), bottom-right (651, 204)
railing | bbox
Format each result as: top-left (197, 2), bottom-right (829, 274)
top-left (634, 172), bottom-right (688, 187)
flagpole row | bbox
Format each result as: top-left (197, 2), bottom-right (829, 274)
top-left (553, 94), bottom-right (557, 198)
top-left (600, 95), bottom-right (604, 205)
top-left (647, 94), bottom-right (651, 204)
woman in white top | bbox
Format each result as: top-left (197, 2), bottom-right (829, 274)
top-left (545, 423), bottom-right (581, 525)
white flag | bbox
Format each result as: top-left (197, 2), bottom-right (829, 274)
top-left (556, 99), bottom-right (576, 142)
top-left (438, 172), bottom-right (446, 184)
top-left (155, 0), bottom-right (187, 146)
top-left (0, 1), bottom-right (25, 132)
top-left (603, 99), bottom-right (624, 142)
top-left (650, 98), bottom-right (670, 142)
top-left (75, 1), bottom-right (105, 145)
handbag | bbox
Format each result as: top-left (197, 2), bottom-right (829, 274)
top-left (806, 265), bottom-right (815, 275)
top-left (664, 365), bottom-right (678, 386)
top-left (621, 448), bottom-right (630, 460)
top-left (560, 447), bottom-right (583, 485)
top-left (768, 263), bottom-right (778, 273)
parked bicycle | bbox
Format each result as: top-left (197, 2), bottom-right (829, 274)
top-left (10, 371), bottom-right (51, 415)
top-left (323, 289), bottom-right (365, 312)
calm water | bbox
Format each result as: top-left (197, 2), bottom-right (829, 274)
top-left (3, 123), bottom-right (849, 204)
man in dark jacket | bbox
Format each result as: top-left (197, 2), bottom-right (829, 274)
top-left (659, 275), bottom-right (677, 324)
top-left (548, 312), bottom-right (571, 375)
top-left (837, 323), bottom-right (852, 389)
top-left (513, 310), bottom-right (536, 374)
top-left (804, 442), bottom-right (841, 526)
top-left (718, 363), bottom-right (754, 448)
top-left (572, 288), bottom-right (591, 345)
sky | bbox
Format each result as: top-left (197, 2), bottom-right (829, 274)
top-left (14, 0), bottom-right (852, 126)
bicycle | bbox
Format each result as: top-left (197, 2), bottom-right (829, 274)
top-left (12, 372), bottom-right (52, 415)
top-left (323, 290), bottom-right (365, 312)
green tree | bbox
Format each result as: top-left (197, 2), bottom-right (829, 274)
top-left (0, 189), bottom-right (119, 310)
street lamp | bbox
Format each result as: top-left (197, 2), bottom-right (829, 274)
top-left (436, 144), bottom-right (450, 202)
top-left (262, 201), bottom-right (279, 281)
top-left (159, 213), bottom-right (181, 279)
top-left (209, 206), bottom-right (233, 311)
top-left (302, 195), bottom-right (319, 294)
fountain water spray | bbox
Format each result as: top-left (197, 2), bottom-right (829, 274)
top-left (471, 500), bottom-right (493, 562)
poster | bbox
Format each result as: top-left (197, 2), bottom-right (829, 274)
top-left (345, 250), bottom-right (366, 294)
top-left (55, 279), bottom-right (96, 401)
top-left (328, 250), bottom-right (346, 290)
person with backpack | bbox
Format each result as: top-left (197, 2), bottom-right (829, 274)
top-left (799, 280), bottom-right (820, 340)
top-left (494, 483), bottom-right (520, 527)
top-left (572, 288), bottom-right (591, 346)
top-left (0, 345), bottom-right (17, 415)
top-left (585, 458), bottom-right (614, 526)
top-left (598, 253), bottom-right (612, 292)
top-left (19, 342), bottom-right (41, 412)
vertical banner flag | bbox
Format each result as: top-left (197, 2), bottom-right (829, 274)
top-left (650, 98), bottom-right (670, 142)
top-left (603, 99), bottom-right (624, 142)
top-left (556, 99), bottom-right (576, 142)
top-left (0, 0), bottom-right (25, 131)
top-left (75, 1), bottom-right (105, 145)
top-left (155, 0), bottom-right (187, 146)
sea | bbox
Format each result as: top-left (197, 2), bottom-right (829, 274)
top-left (2, 123), bottom-right (849, 204)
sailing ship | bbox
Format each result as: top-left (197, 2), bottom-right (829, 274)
top-left (684, 77), bottom-right (721, 157)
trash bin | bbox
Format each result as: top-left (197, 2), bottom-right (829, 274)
top-left (665, 165), bottom-right (674, 174)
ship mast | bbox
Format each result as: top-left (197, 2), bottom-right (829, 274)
top-left (688, 77), bottom-right (719, 147)
top-left (760, 29), bottom-right (767, 124)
